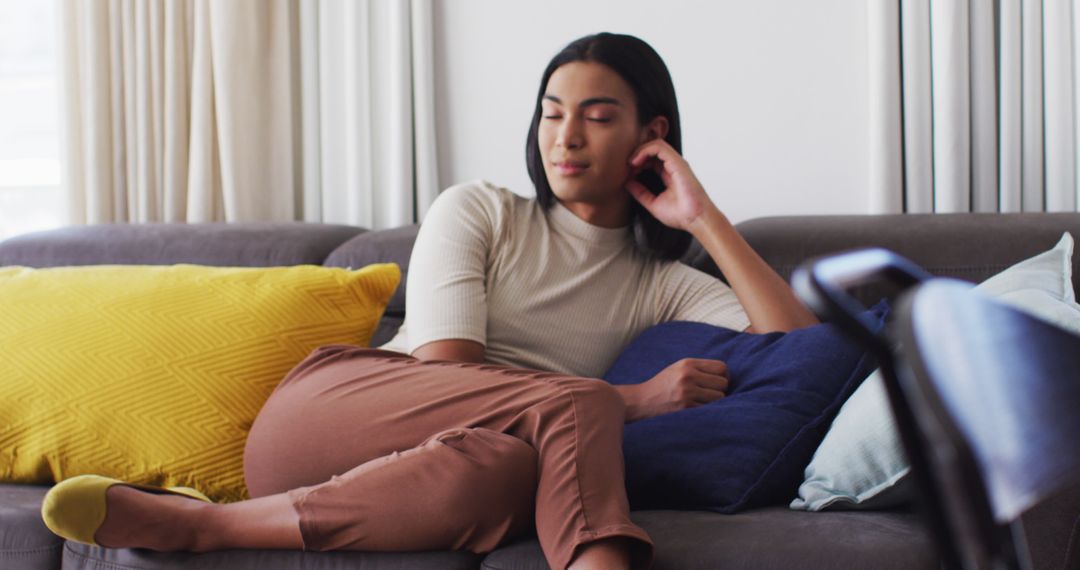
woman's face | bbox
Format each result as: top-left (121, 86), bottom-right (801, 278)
top-left (538, 61), bottom-right (663, 226)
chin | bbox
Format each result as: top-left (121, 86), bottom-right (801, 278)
top-left (547, 175), bottom-right (594, 198)
top-left (549, 186), bottom-right (592, 205)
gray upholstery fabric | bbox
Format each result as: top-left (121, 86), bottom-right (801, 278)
top-left (62, 543), bottom-right (480, 569)
top-left (481, 508), bottom-right (937, 570)
top-left (0, 223), bottom-right (365, 268)
top-left (0, 485), bottom-right (62, 570)
top-left (1021, 482), bottom-right (1080, 570)
top-left (688, 213), bottom-right (1080, 306)
top-left (324, 225), bottom-right (420, 346)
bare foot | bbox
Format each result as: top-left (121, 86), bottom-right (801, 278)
top-left (93, 485), bottom-right (212, 551)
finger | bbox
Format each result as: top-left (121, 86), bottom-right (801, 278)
top-left (690, 387), bottom-right (726, 405)
top-left (625, 179), bottom-right (656, 208)
top-left (685, 358), bottom-right (728, 376)
top-left (629, 139), bottom-right (680, 169)
top-left (659, 166), bottom-right (673, 188)
top-left (638, 147), bottom-right (689, 183)
top-left (689, 370), bottom-right (729, 393)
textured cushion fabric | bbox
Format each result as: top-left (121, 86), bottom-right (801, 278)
top-left (0, 484), bottom-right (62, 570)
top-left (0, 263), bottom-right (399, 502)
top-left (794, 233), bottom-right (1080, 511)
top-left (0, 223), bottom-right (365, 268)
top-left (602, 302), bottom-right (888, 512)
top-left (62, 542), bottom-right (480, 570)
top-left (481, 508), bottom-right (936, 570)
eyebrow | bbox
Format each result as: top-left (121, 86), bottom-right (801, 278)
top-left (542, 95), bottom-right (622, 108)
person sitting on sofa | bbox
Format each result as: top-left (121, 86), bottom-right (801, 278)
top-left (41, 32), bottom-right (818, 570)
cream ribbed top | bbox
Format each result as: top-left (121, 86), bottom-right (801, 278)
top-left (379, 180), bottom-right (749, 378)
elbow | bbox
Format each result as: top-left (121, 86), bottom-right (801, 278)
top-left (411, 339), bottom-right (487, 364)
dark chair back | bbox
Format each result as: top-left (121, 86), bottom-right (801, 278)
top-left (896, 280), bottom-right (1080, 569)
top-left (793, 250), bottom-right (1080, 570)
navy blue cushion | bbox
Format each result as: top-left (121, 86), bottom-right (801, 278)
top-left (603, 301), bottom-right (889, 513)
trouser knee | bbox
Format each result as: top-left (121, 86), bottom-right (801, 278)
top-left (425, 428), bottom-right (539, 552)
top-left (554, 378), bottom-right (626, 426)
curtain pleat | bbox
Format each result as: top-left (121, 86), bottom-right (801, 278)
top-left (998, 0), bottom-right (1023, 212)
top-left (1044, 0), bottom-right (1076, 212)
top-left (209, 0), bottom-right (296, 222)
top-left (73, 0), bottom-right (115, 223)
top-left (162, 0), bottom-right (190, 222)
top-left (186, 0), bottom-right (221, 222)
top-left (1021, 0), bottom-right (1045, 212)
top-left (930, 0), bottom-right (971, 213)
top-left (108, 0), bottom-right (127, 219)
top-left (299, 0), bottom-right (321, 223)
top-left (384, 0), bottom-right (415, 226)
top-left (1074, 0), bottom-right (1080, 211)
top-left (302, 0), bottom-right (438, 229)
top-left (868, 0), bottom-right (903, 214)
top-left (883, 0), bottom-right (1080, 215)
top-left (901, 0), bottom-right (934, 213)
top-left (969, 0), bottom-right (997, 213)
top-left (411, 0), bottom-right (440, 222)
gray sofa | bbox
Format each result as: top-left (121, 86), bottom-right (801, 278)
top-left (1, 213), bottom-right (1079, 570)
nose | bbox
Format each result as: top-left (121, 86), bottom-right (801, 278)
top-left (556, 115), bottom-right (585, 150)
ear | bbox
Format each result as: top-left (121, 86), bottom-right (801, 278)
top-left (642, 116), bottom-right (670, 142)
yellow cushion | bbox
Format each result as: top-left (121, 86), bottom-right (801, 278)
top-left (0, 263), bottom-right (400, 502)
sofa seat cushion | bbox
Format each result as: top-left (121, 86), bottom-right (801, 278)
top-left (0, 484), bottom-right (62, 570)
top-left (481, 508), bottom-right (937, 570)
top-left (62, 542), bottom-right (481, 569)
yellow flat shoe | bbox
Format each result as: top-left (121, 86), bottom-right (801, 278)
top-left (40, 474), bottom-right (212, 546)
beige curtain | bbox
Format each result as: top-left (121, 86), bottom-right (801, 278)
top-left (868, 0), bottom-right (1080, 214)
top-left (299, 0), bottom-right (440, 228)
top-left (59, 0), bottom-right (299, 224)
top-left (59, 0), bottom-right (438, 228)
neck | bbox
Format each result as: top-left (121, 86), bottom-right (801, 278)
top-left (558, 196), bottom-right (631, 228)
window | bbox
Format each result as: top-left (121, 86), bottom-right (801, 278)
top-left (0, 0), bottom-right (63, 241)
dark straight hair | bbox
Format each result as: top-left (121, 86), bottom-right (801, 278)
top-left (525, 32), bottom-right (691, 261)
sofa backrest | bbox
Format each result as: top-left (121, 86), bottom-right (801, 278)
top-left (4, 214), bottom-right (1080, 347)
top-left (0, 223), bottom-right (366, 268)
top-left (720, 213), bottom-right (1080, 307)
top-left (330, 214), bottom-right (1080, 344)
top-left (322, 225), bottom-right (419, 346)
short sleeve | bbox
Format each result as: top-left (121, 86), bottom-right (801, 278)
top-left (402, 182), bottom-right (499, 353)
top-left (654, 262), bottom-right (751, 332)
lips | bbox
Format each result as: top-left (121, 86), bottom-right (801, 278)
top-left (553, 160), bottom-right (589, 176)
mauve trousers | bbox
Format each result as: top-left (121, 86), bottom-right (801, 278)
top-left (242, 345), bottom-right (654, 570)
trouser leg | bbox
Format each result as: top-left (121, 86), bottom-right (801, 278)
top-left (244, 347), bottom-right (654, 569)
top-left (287, 427), bottom-right (538, 553)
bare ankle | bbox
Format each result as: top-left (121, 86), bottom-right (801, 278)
top-left (96, 487), bottom-right (212, 551)
top-left (181, 502), bottom-right (221, 552)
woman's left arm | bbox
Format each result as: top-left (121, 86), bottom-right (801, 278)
top-left (626, 139), bottom-right (818, 333)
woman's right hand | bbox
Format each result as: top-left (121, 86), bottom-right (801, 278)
top-left (631, 358), bottom-right (730, 421)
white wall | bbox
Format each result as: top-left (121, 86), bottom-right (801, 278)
top-left (432, 0), bottom-right (871, 223)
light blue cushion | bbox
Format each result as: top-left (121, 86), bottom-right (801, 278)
top-left (792, 232), bottom-right (1080, 511)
